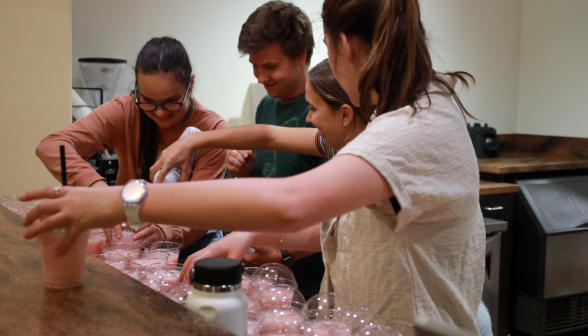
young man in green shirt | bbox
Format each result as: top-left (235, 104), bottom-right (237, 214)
top-left (227, 0), bottom-right (326, 299)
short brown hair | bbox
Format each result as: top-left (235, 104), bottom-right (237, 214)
top-left (238, 1), bottom-right (314, 67)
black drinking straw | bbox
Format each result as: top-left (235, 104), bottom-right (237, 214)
top-left (59, 145), bottom-right (67, 186)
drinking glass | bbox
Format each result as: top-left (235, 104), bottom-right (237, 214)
top-left (128, 251), bottom-right (170, 267)
top-left (101, 242), bottom-right (141, 257)
top-left (167, 283), bottom-right (193, 305)
top-left (143, 241), bottom-right (182, 264)
top-left (259, 302), bottom-right (306, 325)
top-left (254, 267), bottom-right (298, 291)
top-left (36, 228), bottom-right (90, 288)
top-left (120, 263), bottom-right (142, 279)
top-left (87, 231), bottom-right (107, 255)
top-left (255, 322), bottom-right (303, 335)
top-left (141, 263), bottom-right (180, 286)
top-left (90, 253), bottom-right (127, 269)
top-left (258, 285), bottom-right (306, 310)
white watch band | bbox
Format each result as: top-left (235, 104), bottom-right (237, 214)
top-left (123, 203), bottom-right (143, 228)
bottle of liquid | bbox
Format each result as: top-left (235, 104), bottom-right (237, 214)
top-left (186, 258), bottom-right (248, 336)
top-left (153, 126), bottom-right (201, 183)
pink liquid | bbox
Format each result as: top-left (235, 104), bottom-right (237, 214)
top-left (168, 252), bottom-right (179, 264)
top-left (131, 258), bottom-right (168, 267)
top-left (36, 230), bottom-right (90, 289)
top-left (86, 239), bottom-right (105, 255)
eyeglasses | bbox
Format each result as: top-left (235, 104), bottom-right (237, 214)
top-left (134, 82), bottom-right (190, 112)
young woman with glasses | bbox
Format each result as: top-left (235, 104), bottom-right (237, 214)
top-left (34, 37), bottom-right (228, 249)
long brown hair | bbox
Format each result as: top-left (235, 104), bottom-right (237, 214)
top-left (322, 0), bottom-right (475, 120)
top-left (308, 59), bottom-right (367, 124)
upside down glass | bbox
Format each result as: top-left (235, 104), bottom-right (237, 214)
top-left (36, 228), bottom-right (90, 289)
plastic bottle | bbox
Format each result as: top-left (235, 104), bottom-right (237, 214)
top-left (153, 126), bottom-right (201, 183)
top-left (186, 258), bottom-right (248, 336)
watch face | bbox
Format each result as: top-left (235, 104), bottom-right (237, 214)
top-left (121, 181), bottom-right (146, 203)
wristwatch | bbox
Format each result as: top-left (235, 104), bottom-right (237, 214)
top-left (280, 250), bottom-right (296, 267)
top-left (120, 179), bottom-right (149, 228)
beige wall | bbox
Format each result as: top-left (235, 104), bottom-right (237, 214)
top-left (517, 0), bottom-right (588, 138)
top-left (0, 0), bottom-right (72, 195)
top-left (72, 0), bottom-right (523, 134)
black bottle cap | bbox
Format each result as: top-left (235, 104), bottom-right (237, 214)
top-left (190, 258), bottom-right (243, 286)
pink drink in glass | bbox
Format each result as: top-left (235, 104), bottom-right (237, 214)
top-left (142, 241), bottom-right (181, 264)
top-left (101, 242), bottom-right (141, 258)
top-left (128, 251), bottom-right (169, 267)
top-left (36, 229), bottom-right (90, 289)
top-left (87, 232), bottom-right (106, 255)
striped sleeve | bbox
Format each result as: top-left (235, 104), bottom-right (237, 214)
top-left (314, 130), bottom-right (338, 159)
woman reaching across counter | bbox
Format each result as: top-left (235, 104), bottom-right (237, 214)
top-left (34, 37), bottom-right (227, 249)
top-left (20, 1), bottom-right (485, 335)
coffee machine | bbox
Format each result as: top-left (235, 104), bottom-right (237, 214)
top-left (74, 58), bottom-right (127, 185)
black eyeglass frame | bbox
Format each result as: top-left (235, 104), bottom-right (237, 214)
top-left (134, 81), bottom-right (191, 112)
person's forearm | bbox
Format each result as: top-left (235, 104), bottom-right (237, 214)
top-left (248, 224), bottom-right (321, 252)
top-left (134, 155), bottom-right (393, 234)
top-left (188, 125), bottom-right (318, 156)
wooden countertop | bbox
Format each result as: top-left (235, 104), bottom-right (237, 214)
top-left (0, 205), bottom-right (233, 336)
top-left (479, 180), bottom-right (519, 195)
top-left (478, 152), bottom-right (588, 174)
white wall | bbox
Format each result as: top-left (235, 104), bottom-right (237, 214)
top-left (517, 0), bottom-right (588, 138)
top-left (421, 0), bottom-right (522, 134)
top-left (0, 0), bottom-right (71, 195)
top-left (72, 0), bottom-right (523, 133)
top-left (72, 0), bottom-right (328, 122)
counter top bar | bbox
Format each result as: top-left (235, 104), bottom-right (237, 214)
top-left (478, 153), bottom-right (588, 174)
top-left (479, 181), bottom-right (519, 195)
top-left (0, 205), bottom-right (233, 336)
top-left (478, 134), bottom-right (588, 175)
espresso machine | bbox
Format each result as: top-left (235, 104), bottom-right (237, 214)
top-left (73, 58), bottom-right (127, 185)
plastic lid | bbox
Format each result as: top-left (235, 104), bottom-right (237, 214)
top-left (78, 57), bottom-right (127, 64)
top-left (190, 258), bottom-right (243, 287)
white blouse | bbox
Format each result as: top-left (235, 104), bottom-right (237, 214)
top-left (320, 77), bottom-right (486, 336)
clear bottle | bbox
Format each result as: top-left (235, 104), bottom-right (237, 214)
top-left (186, 258), bottom-right (248, 336)
top-left (153, 126), bottom-right (201, 183)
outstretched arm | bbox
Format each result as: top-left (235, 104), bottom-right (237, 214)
top-left (151, 125), bottom-right (319, 182)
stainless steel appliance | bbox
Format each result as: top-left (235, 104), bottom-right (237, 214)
top-left (75, 58), bottom-right (127, 185)
top-left (483, 217), bottom-right (508, 336)
top-left (513, 176), bottom-right (588, 336)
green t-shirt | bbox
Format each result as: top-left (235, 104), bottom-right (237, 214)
top-left (252, 95), bottom-right (327, 178)
top-left (251, 94), bottom-right (326, 300)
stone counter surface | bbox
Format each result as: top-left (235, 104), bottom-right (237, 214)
top-left (0, 205), bottom-right (233, 336)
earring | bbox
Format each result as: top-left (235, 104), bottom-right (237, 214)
top-left (343, 123), bottom-right (346, 126)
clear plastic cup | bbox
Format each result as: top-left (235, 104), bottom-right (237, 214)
top-left (142, 241), bottom-right (182, 264)
top-left (36, 229), bottom-right (90, 289)
top-left (304, 292), bottom-right (349, 316)
top-left (90, 253), bottom-right (127, 268)
top-left (128, 250), bottom-right (170, 267)
top-left (247, 313), bottom-right (260, 336)
top-left (110, 229), bottom-right (136, 243)
top-left (342, 307), bottom-right (383, 334)
top-left (254, 267), bottom-right (298, 291)
top-left (87, 231), bottom-right (106, 255)
top-left (101, 242), bottom-right (141, 257)
top-left (353, 324), bottom-right (399, 336)
top-left (259, 302), bottom-right (306, 325)
top-left (254, 321), bottom-right (303, 335)
top-left (143, 262), bottom-right (184, 282)
top-left (258, 285), bottom-right (306, 310)
top-left (245, 267), bottom-right (258, 276)
top-left (120, 263), bottom-right (142, 279)
top-left (140, 264), bottom-right (180, 286)
top-left (167, 283), bottom-right (193, 305)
